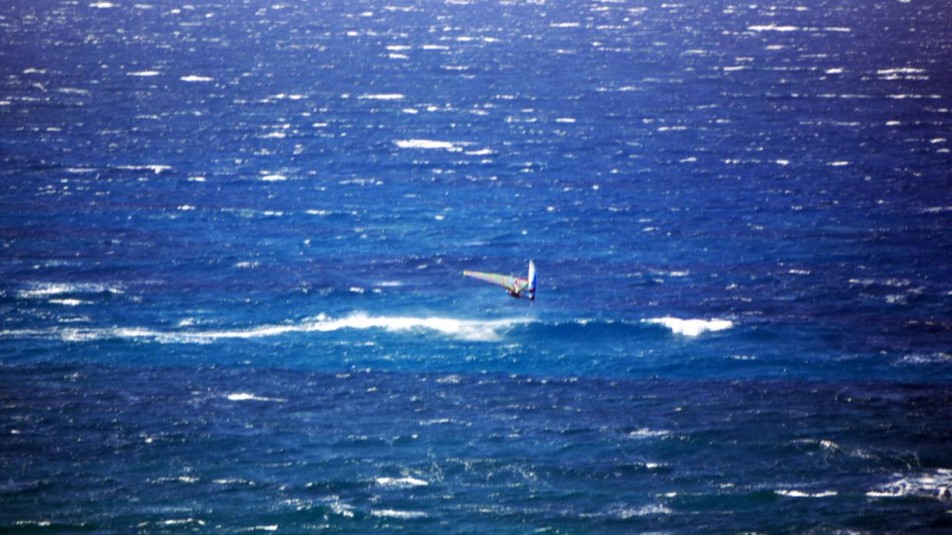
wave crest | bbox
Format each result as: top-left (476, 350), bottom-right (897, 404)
top-left (643, 317), bottom-right (734, 336)
top-left (1, 313), bottom-right (531, 344)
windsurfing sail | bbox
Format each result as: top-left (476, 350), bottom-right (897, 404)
top-left (463, 260), bottom-right (536, 301)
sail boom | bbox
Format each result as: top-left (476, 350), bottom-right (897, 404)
top-left (462, 270), bottom-right (522, 292)
top-left (462, 261), bottom-right (535, 301)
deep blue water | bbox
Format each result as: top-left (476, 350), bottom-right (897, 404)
top-left (2, 0), bottom-right (951, 532)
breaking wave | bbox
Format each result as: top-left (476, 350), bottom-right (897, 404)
top-left (867, 469), bottom-right (952, 501)
top-left (1, 313), bottom-right (532, 344)
top-left (642, 317), bottom-right (734, 336)
top-left (1, 313), bottom-right (736, 346)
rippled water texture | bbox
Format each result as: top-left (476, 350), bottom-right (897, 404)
top-left (1, 0), bottom-right (950, 532)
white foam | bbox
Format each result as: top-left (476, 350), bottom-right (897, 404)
top-left (610, 504), bottom-right (672, 518)
top-left (628, 428), bottom-right (671, 439)
top-left (420, 418), bottom-right (453, 426)
top-left (157, 518), bottom-right (205, 526)
top-left (128, 70), bottom-right (160, 77)
top-left (436, 374), bottom-right (461, 384)
top-left (359, 93), bottom-right (405, 100)
top-left (153, 475), bottom-right (200, 485)
top-left (900, 352), bottom-right (952, 364)
top-left (49, 298), bottom-right (87, 306)
top-left (321, 496), bottom-right (355, 518)
top-left (776, 489), bottom-right (838, 498)
top-left (877, 67), bottom-right (927, 76)
top-left (15, 521), bottom-right (52, 528)
top-left (90, 1), bottom-right (115, 7)
top-left (644, 317), bottom-right (733, 336)
top-left (370, 509), bottom-right (427, 519)
top-left (18, 282), bottom-right (121, 299)
top-left (375, 476), bottom-right (429, 488)
top-left (6, 313), bottom-right (529, 344)
top-left (180, 75), bottom-right (213, 82)
top-left (226, 393), bottom-right (285, 403)
top-left (748, 24), bottom-right (800, 32)
top-left (394, 139), bottom-right (463, 151)
top-left (117, 164), bottom-right (171, 174)
top-left (867, 469), bottom-right (952, 501)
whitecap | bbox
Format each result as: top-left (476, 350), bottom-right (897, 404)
top-left (116, 164), bottom-right (171, 174)
top-left (900, 352), bottom-right (952, 364)
top-left (15, 520), bottom-right (53, 528)
top-left (867, 469), bottom-right (952, 501)
top-left (127, 70), bottom-right (160, 77)
top-left (18, 282), bottom-right (121, 299)
top-left (730, 354), bottom-right (757, 361)
top-left (394, 139), bottom-right (463, 151)
top-left (877, 67), bottom-right (926, 76)
top-left (375, 476), bottom-right (429, 488)
top-left (419, 418), bottom-right (453, 426)
top-left (358, 93), bottom-right (405, 100)
top-left (153, 475), bottom-right (200, 485)
top-left (4, 314), bottom-right (531, 344)
top-left (643, 317), bottom-right (733, 336)
top-left (322, 496), bottom-right (355, 518)
top-left (370, 509), bottom-right (427, 519)
top-left (748, 24), bottom-right (800, 32)
top-left (628, 428), bottom-right (671, 439)
top-left (49, 298), bottom-right (87, 306)
top-left (609, 504), bottom-right (672, 518)
top-left (157, 518), bottom-right (205, 526)
top-left (436, 374), bottom-right (461, 384)
top-left (180, 75), bottom-right (213, 83)
top-left (226, 393), bottom-right (285, 402)
top-left (776, 489), bottom-right (838, 498)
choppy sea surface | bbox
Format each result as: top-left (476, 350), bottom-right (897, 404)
top-left (2, 0), bottom-right (951, 532)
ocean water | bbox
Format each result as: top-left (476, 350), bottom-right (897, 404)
top-left (1, 0), bottom-right (951, 532)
